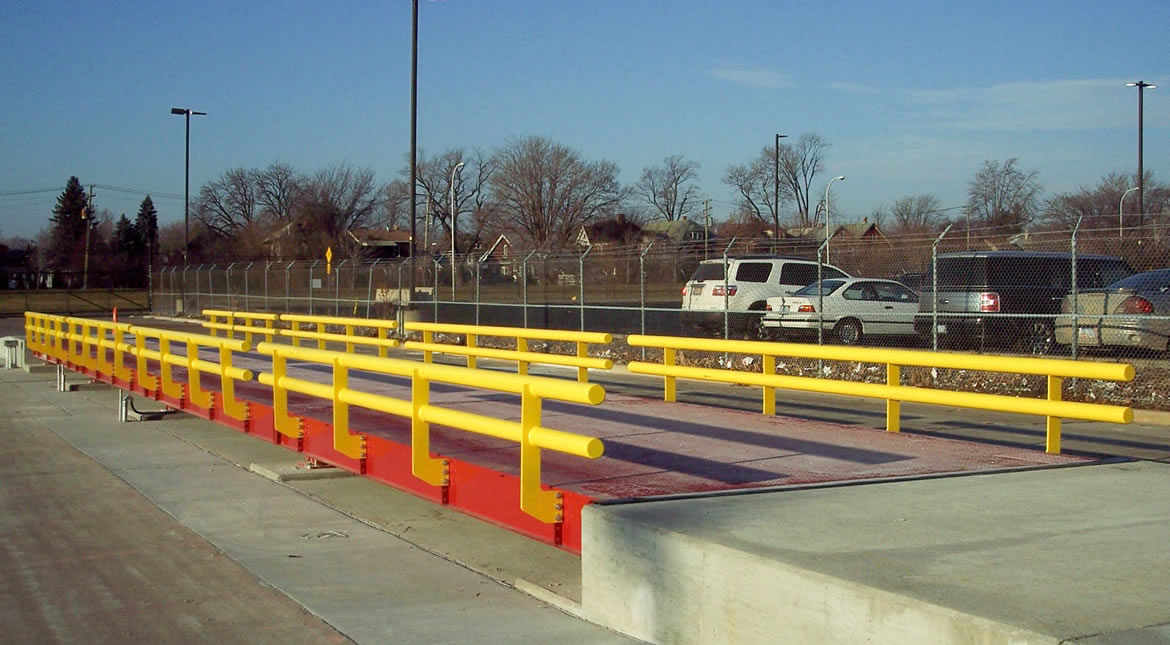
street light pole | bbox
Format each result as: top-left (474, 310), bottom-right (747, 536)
top-left (1126, 81), bottom-right (1156, 234)
top-left (1120, 186), bottom-right (1140, 240)
top-left (171, 107), bottom-right (206, 266)
top-left (449, 161), bottom-right (465, 297)
top-left (824, 175), bottom-right (845, 264)
top-left (774, 133), bottom-right (787, 240)
top-left (409, 0), bottom-right (419, 299)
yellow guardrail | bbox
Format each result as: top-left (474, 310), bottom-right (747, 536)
top-left (277, 313), bottom-right (399, 356)
top-left (203, 309), bottom-right (280, 344)
top-left (625, 334), bottom-right (1134, 455)
top-left (26, 312), bottom-right (253, 421)
top-left (403, 321), bottom-right (613, 383)
top-left (255, 341), bottom-right (605, 523)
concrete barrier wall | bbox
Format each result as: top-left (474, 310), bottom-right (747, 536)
top-left (579, 502), bottom-right (1053, 645)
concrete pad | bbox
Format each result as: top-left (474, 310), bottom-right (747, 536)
top-left (581, 462), bottom-right (1170, 645)
top-left (250, 461), bottom-right (356, 482)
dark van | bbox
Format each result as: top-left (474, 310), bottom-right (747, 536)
top-left (913, 251), bottom-right (1132, 354)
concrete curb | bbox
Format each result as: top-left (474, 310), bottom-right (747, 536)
top-left (249, 461), bottom-right (356, 482)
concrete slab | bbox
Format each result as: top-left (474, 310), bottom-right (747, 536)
top-left (250, 461), bottom-right (356, 482)
top-left (581, 462), bottom-right (1170, 645)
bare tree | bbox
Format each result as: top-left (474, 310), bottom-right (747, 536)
top-left (251, 161), bottom-right (301, 223)
top-left (1042, 171), bottom-right (1167, 233)
top-left (295, 163), bottom-right (383, 257)
top-left (377, 179), bottom-right (411, 230)
top-left (193, 168), bottom-right (257, 238)
top-left (488, 136), bottom-right (625, 248)
top-left (778, 133), bottom-right (830, 227)
top-left (408, 148), bottom-right (494, 254)
top-left (966, 158), bottom-right (1042, 234)
top-left (636, 154), bottom-right (701, 221)
top-left (890, 194), bottom-right (942, 234)
top-left (723, 150), bottom-right (790, 236)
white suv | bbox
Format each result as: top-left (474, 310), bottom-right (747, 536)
top-left (681, 256), bottom-right (850, 336)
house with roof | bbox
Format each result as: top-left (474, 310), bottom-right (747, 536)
top-left (576, 213), bottom-right (644, 249)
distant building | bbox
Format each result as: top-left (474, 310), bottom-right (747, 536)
top-left (641, 216), bottom-right (709, 248)
top-left (576, 213), bottom-right (644, 249)
top-left (345, 228), bottom-right (413, 259)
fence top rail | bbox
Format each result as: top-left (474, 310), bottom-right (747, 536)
top-left (277, 327), bottom-right (401, 347)
top-left (626, 334), bottom-right (1134, 382)
top-left (256, 341), bottom-right (604, 405)
top-left (127, 325), bottom-right (251, 352)
top-left (279, 313), bottom-right (398, 329)
top-left (203, 309), bottom-right (280, 321)
top-left (405, 321), bottom-right (612, 345)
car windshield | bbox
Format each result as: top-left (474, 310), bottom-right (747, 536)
top-left (794, 280), bottom-right (845, 296)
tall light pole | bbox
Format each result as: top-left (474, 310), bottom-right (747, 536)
top-left (1126, 81), bottom-right (1156, 234)
top-left (171, 107), bottom-right (206, 266)
top-left (824, 175), bottom-right (845, 264)
top-left (408, 0), bottom-right (419, 298)
top-left (774, 133), bottom-right (787, 240)
top-left (449, 161), bottom-right (465, 297)
top-left (1120, 186), bottom-right (1140, 239)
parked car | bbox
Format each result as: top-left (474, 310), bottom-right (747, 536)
top-left (761, 278), bottom-right (919, 345)
top-left (1054, 268), bottom-right (1170, 353)
top-left (681, 256), bottom-right (850, 336)
top-left (913, 251), bottom-right (1133, 354)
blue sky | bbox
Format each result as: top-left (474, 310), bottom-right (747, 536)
top-left (1, 0), bottom-right (1166, 241)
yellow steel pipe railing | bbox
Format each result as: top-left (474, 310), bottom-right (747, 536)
top-left (403, 321), bottom-right (613, 383)
top-left (203, 309), bottom-right (280, 344)
top-left (255, 341), bottom-right (605, 523)
top-left (277, 313), bottom-right (399, 356)
top-left (627, 334), bottom-right (1134, 455)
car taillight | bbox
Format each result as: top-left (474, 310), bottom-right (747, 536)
top-left (1115, 296), bottom-right (1154, 314)
top-left (765, 303), bottom-right (774, 311)
top-left (797, 304), bottom-right (815, 313)
top-left (711, 285), bottom-right (738, 297)
top-left (979, 292), bottom-right (1000, 312)
top-left (681, 286), bottom-right (688, 296)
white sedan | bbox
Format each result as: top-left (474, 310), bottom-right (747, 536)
top-left (760, 278), bottom-right (920, 345)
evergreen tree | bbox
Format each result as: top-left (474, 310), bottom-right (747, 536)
top-left (49, 176), bottom-right (91, 274)
top-left (134, 195), bottom-right (158, 270)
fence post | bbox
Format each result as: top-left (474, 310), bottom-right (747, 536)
top-left (1071, 215), bottom-right (1083, 361)
top-left (640, 242), bottom-right (653, 359)
top-left (930, 224), bottom-right (953, 353)
top-left (225, 263), bottom-right (234, 310)
top-left (434, 256), bottom-right (442, 323)
top-left (475, 258), bottom-right (483, 326)
top-left (366, 259), bottom-right (379, 319)
top-left (816, 234), bottom-right (836, 348)
top-left (309, 260), bottom-right (319, 315)
top-left (578, 244), bottom-right (592, 331)
top-left (284, 261), bottom-right (294, 312)
top-left (721, 238), bottom-right (736, 341)
top-left (244, 262), bottom-right (253, 312)
top-left (264, 261), bottom-right (271, 313)
top-left (521, 250), bottom-right (536, 329)
top-left (335, 259), bottom-right (347, 316)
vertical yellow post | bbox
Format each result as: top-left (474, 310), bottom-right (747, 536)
top-left (519, 384), bottom-right (560, 523)
top-left (763, 354), bottom-right (776, 415)
top-left (186, 340), bottom-right (211, 409)
top-left (208, 313), bottom-right (218, 337)
top-left (516, 337), bottom-right (529, 375)
top-left (410, 369), bottom-right (448, 486)
top-left (93, 325), bottom-right (111, 376)
top-left (271, 352), bottom-right (303, 438)
top-left (332, 360), bottom-right (364, 458)
top-left (663, 347), bottom-right (677, 402)
top-left (576, 341), bottom-right (588, 383)
top-left (225, 314), bottom-right (235, 340)
top-left (265, 318), bottom-right (275, 342)
top-left (886, 364), bottom-right (901, 433)
top-left (317, 322), bottom-right (327, 350)
top-left (134, 331), bottom-right (158, 391)
top-left (1046, 375), bottom-right (1062, 454)
top-left (158, 337), bottom-right (184, 401)
top-left (345, 325), bottom-right (355, 353)
top-left (377, 327), bottom-right (388, 357)
top-left (466, 333), bottom-right (477, 369)
top-left (243, 317), bottom-right (254, 345)
top-left (219, 345), bottom-right (247, 421)
top-left (290, 321), bottom-right (302, 347)
top-left (422, 330), bottom-right (434, 364)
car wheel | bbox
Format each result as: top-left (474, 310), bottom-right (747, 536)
top-left (1019, 320), bottom-right (1055, 355)
top-left (834, 318), bottom-right (863, 345)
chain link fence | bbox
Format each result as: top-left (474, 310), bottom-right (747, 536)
top-left (151, 224), bottom-right (1170, 408)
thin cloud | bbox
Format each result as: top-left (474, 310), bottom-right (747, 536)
top-left (707, 64), bottom-right (791, 89)
top-left (902, 79), bottom-right (1166, 130)
top-left (830, 82), bottom-right (882, 94)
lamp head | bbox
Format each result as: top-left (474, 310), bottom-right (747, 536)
top-left (170, 107), bottom-right (187, 115)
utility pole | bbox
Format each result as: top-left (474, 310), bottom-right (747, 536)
top-left (703, 199), bottom-right (712, 260)
top-left (83, 185), bottom-right (95, 289)
top-left (774, 133), bottom-right (788, 240)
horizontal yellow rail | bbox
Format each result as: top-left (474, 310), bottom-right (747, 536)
top-left (204, 310), bottom-right (400, 356)
top-left (25, 312), bottom-right (253, 422)
top-left (626, 334), bottom-right (1134, 455)
top-left (254, 341), bottom-right (604, 523)
top-left (203, 310), bottom-right (279, 344)
top-left (403, 321), bottom-right (613, 383)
